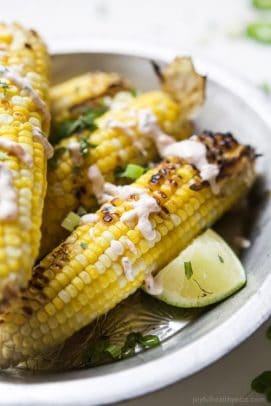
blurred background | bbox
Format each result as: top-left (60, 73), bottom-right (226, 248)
top-left (2, 0), bottom-right (271, 404)
top-left (2, 0), bottom-right (271, 88)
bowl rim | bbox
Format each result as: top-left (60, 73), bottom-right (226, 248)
top-left (1, 44), bottom-right (271, 406)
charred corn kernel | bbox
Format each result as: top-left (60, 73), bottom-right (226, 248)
top-left (50, 72), bottom-right (132, 124)
top-left (40, 58), bottom-right (205, 257)
top-left (0, 23), bottom-right (50, 299)
top-left (0, 132), bottom-right (255, 367)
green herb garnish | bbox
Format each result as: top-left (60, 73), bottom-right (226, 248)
top-left (48, 147), bottom-right (66, 169)
top-left (140, 334), bottom-right (160, 348)
top-left (79, 137), bottom-right (96, 157)
top-left (83, 332), bottom-right (160, 366)
top-left (61, 211), bottom-right (81, 232)
top-left (0, 81), bottom-right (9, 95)
top-left (218, 254), bottom-right (224, 263)
top-left (104, 344), bottom-right (122, 359)
top-left (252, 371), bottom-right (271, 399)
top-left (80, 242), bottom-right (88, 249)
top-left (252, 0), bottom-right (271, 9)
top-left (260, 82), bottom-right (271, 95)
top-left (77, 206), bottom-right (88, 216)
top-left (184, 261), bottom-right (193, 279)
top-left (51, 107), bottom-right (107, 144)
top-left (130, 89), bottom-right (138, 97)
top-left (246, 22), bottom-right (271, 44)
top-left (119, 164), bottom-right (145, 180)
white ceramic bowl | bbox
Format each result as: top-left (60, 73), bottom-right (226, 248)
top-left (1, 47), bottom-right (271, 406)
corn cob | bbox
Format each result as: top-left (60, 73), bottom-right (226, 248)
top-left (40, 57), bottom-right (205, 257)
top-left (50, 72), bottom-right (132, 125)
top-left (0, 23), bottom-right (50, 299)
top-left (0, 132), bottom-right (255, 367)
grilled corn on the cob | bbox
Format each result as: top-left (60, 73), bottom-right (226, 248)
top-left (40, 57), bottom-right (205, 257)
top-left (0, 132), bottom-right (255, 367)
top-left (0, 23), bottom-right (50, 299)
top-left (50, 72), bottom-right (132, 125)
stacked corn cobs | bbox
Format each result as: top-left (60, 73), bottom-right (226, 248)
top-left (0, 23), bottom-right (256, 370)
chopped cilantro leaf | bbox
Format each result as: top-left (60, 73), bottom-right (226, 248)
top-left (184, 261), bottom-right (193, 279)
top-left (83, 332), bottom-right (160, 366)
top-left (51, 107), bottom-right (107, 144)
top-left (79, 137), bottom-right (96, 157)
top-left (80, 242), bottom-right (88, 249)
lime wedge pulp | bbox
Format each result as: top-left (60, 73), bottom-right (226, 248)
top-left (153, 229), bottom-right (246, 308)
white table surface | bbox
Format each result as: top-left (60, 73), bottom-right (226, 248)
top-left (2, 0), bottom-right (271, 404)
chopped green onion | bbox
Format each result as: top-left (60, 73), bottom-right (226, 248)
top-left (48, 147), bottom-right (66, 169)
top-left (119, 164), bottom-right (145, 180)
top-left (246, 22), bottom-right (271, 44)
top-left (83, 331), bottom-right (160, 367)
top-left (260, 82), bottom-right (271, 95)
top-left (104, 344), bottom-right (122, 359)
top-left (184, 261), bottom-right (193, 279)
top-left (252, 0), bottom-right (271, 9)
top-left (218, 254), bottom-right (224, 263)
top-left (140, 335), bottom-right (160, 348)
top-left (61, 211), bottom-right (81, 232)
top-left (77, 206), bottom-right (88, 216)
top-left (121, 347), bottom-right (135, 359)
top-left (80, 242), bottom-right (88, 249)
top-left (0, 151), bottom-right (8, 161)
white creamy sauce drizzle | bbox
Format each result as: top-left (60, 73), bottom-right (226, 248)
top-left (121, 193), bottom-right (160, 240)
top-left (110, 240), bottom-right (124, 257)
top-left (0, 164), bottom-right (18, 220)
top-left (0, 65), bottom-right (50, 126)
top-left (88, 164), bottom-right (161, 240)
top-left (120, 236), bottom-right (137, 254)
top-left (144, 273), bottom-right (163, 296)
top-left (102, 109), bottom-right (220, 192)
top-left (0, 137), bottom-right (32, 166)
top-left (161, 137), bottom-right (219, 193)
top-left (136, 108), bottom-right (174, 155)
top-left (87, 165), bottom-right (109, 204)
top-left (121, 257), bottom-right (134, 281)
top-left (80, 213), bottom-right (99, 225)
top-left (67, 140), bottom-right (84, 167)
top-left (102, 117), bottom-right (135, 137)
top-left (32, 126), bottom-right (54, 159)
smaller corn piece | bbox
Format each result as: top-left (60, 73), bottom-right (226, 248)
top-left (40, 57), bottom-right (205, 257)
top-left (50, 72), bottom-right (132, 125)
top-left (0, 132), bottom-right (256, 367)
top-left (0, 23), bottom-right (50, 299)
top-left (40, 91), bottom-right (193, 257)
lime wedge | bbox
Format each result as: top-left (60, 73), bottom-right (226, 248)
top-left (152, 229), bottom-right (246, 308)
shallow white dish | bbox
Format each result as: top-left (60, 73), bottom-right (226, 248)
top-left (1, 48), bottom-right (271, 406)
